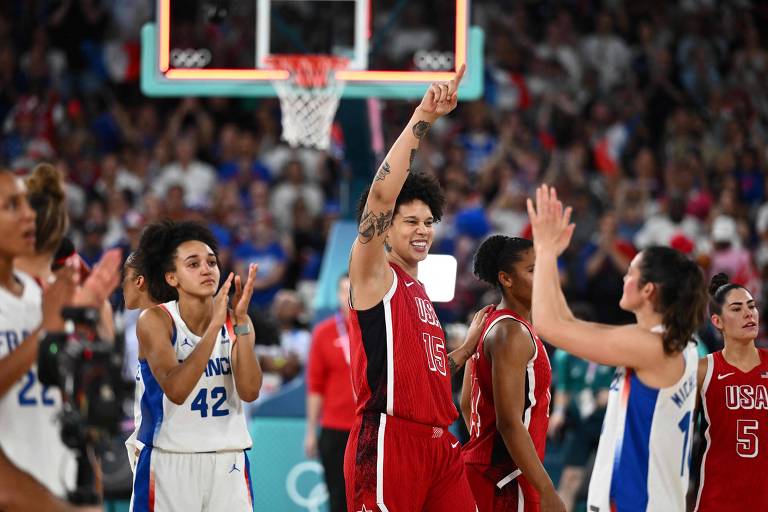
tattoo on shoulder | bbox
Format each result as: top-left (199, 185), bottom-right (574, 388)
top-left (448, 355), bottom-right (458, 376)
top-left (412, 120), bottom-right (431, 140)
top-left (357, 207), bottom-right (393, 244)
top-left (375, 161), bottom-right (391, 181)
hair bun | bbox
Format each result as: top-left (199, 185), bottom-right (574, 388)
top-left (473, 235), bottom-right (506, 285)
top-left (709, 272), bottom-right (730, 296)
top-left (27, 163), bottom-right (65, 202)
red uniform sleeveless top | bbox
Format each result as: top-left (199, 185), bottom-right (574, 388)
top-left (695, 348), bottom-right (768, 512)
top-left (348, 262), bottom-right (457, 427)
top-left (463, 308), bottom-right (552, 484)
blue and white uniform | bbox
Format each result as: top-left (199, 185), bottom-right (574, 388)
top-left (0, 271), bottom-right (76, 497)
top-left (130, 300), bottom-right (254, 512)
top-left (587, 339), bottom-right (698, 512)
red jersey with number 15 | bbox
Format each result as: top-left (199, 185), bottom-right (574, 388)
top-left (347, 262), bottom-right (457, 427)
top-left (463, 308), bottom-right (551, 491)
top-left (694, 349), bottom-right (768, 512)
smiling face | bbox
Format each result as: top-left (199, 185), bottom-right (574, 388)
top-left (712, 287), bottom-right (759, 342)
top-left (0, 173), bottom-right (36, 260)
top-left (387, 200), bottom-right (435, 266)
top-left (165, 240), bottom-right (220, 298)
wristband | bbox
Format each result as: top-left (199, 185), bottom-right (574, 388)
top-left (233, 323), bottom-right (251, 336)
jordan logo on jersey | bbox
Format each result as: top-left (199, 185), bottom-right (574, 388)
top-left (181, 338), bottom-right (193, 348)
top-left (725, 384), bottom-right (768, 410)
top-left (414, 297), bottom-right (440, 327)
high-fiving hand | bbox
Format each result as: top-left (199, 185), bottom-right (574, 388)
top-left (526, 184), bottom-right (575, 257)
top-left (418, 64), bottom-right (466, 117)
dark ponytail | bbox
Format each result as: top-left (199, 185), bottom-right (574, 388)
top-left (639, 246), bottom-right (707, 354)
top-left (708, 272), bottom-right (746, 316)
top-left (473, 235), bottom-right (533, 288)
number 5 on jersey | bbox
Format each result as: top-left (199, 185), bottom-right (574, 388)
top-left (737, 419), bottom-right (759, 458)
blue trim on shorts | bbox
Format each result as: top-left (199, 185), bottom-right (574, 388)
top-left (132, 445), bottom-right (153, 512)
top-left (244, 450), bottom-right (254, 509)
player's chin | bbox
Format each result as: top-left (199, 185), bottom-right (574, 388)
top-left (410, 246), bottom-right (430, 261)
top-left (191, 285), bottom-right (217, 298)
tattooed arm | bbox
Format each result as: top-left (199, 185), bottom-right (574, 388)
top-left (349, 65), bottom-right (466, 310)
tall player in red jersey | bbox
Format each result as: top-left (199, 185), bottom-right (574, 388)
top-left (693, 273), bottom-right (768, 511)
top-left (461, 235), bottom-right (564, 512)
top-left (344, 65), bottom-right (492, 511)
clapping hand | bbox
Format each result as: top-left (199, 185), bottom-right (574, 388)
top-left (232, 263), bottom-right (258, 325)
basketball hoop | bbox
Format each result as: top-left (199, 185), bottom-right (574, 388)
top-left (265, 55), bottom-right (348, 150)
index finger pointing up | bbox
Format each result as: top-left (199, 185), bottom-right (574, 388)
top-left (448, 63), bottom-right (466, 95)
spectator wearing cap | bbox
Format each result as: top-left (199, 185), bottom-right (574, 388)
top-left (707, 215), bottom-right (760, 297)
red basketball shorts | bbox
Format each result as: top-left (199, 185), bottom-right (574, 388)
top-left (344, 413), bottom-right (477, 512)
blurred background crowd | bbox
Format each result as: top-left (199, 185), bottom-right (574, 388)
top-left (2, 0), bottom-right (768, 508)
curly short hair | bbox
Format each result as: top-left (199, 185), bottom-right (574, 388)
top-left (355, 172), bottom-right (445, 223)
top-left (137, 220), bottom-right (219, 303)
top-left (473, 235), bottom-right (533, 289)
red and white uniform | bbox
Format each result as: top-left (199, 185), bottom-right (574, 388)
top-left (694, 349), bottom-right (768, 512)
top-left (344, 263), bottom-right (475, 512)
top-left (463, 308), bottom-right (552, 512)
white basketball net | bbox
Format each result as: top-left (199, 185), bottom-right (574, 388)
top-left (266, 55), bottom-right (348, 150)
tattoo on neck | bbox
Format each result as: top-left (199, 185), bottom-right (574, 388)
top-left (448, 355), bottom-right (458, 376)
top-left (375, 161), bottom-right (391, 181)
top-left (357, 207), bottom-right (393, 244)
top-left (413, 120), bottom-right (431, 140)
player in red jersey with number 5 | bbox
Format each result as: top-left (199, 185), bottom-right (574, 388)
top-left (462, 235), bottom-right (564, 512)
top-left (344, 65), bottom-right (493, 511)
top-left (693, 273), bottom-right (768, 511)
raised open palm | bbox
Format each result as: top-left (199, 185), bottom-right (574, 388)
top-left (526, 184), bottom-right (575, 256)
top-left (232, 263), bottom-right (258, 323)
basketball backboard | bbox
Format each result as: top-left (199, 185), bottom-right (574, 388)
top-left (141, 0), bottom-right (483, 99)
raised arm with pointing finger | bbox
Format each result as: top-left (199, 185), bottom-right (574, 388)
top-left (343, 66), bottom-right (486, 512)
top-left (349, 64), bottom-right (465, 312)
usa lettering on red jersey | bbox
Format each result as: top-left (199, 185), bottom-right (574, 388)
top-left (695, 349), bottom-right (768, 512)
top-left (347, 263), bottom-right (457, 427)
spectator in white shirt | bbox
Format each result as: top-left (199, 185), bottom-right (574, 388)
top-left (152, 134), bottom-right (216, 209)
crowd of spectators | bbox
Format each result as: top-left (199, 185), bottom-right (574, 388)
top-left (2, 0), bottom-right (768, 410)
